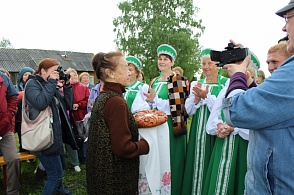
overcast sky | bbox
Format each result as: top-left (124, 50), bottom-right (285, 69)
top-left (0, 0), bottom-right (290, 77)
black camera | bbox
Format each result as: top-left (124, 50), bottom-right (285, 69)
top-left (210, 43), bottom-right (249, 67)
top-left (56, 66), bottom-right (71, 81)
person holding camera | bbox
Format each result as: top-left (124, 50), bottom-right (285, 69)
top-left (182, 48), bottom-right (229, 195)
top-left (221, 2), bottom-right (294, 194)
top-left (24, 58), bottom-right (78, 195)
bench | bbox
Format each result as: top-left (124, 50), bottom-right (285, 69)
top-left (0, 152), bottom-right (37, 187)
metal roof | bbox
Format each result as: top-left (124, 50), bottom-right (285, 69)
top-left (0, 48), bottom-right (94, 72)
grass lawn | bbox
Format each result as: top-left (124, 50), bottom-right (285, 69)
top-left (0, 135), bottom-right (87, 194)
top-left (0, 156), bottom-right (87, 194)
top-left (0, 117), bottom-right (193, 194)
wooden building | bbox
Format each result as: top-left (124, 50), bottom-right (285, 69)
top-left (0, 48), bottom-right (97, 85)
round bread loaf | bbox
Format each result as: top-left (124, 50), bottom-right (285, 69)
top-left (134, 109), bottom-right (168, 128)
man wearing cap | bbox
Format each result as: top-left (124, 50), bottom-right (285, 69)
top-left (123, 56), bottom-right (150, 113)
top-left (221, 1), bottom-right (294, 194)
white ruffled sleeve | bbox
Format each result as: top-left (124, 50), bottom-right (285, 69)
top-left (231, 128), bottom-right (249, 141)
top-left (153, 95), bottom-right (171, 115)
top-left (185, 81), bottom-right (201, 116)
top-left (202, 92), bottom-right (216, 112)
top-left (206, 88), bottom-right (226, 135)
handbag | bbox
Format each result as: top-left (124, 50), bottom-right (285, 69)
top-left (21, 79), bottom-right (54, 152)
top-left (75, 112), bottom-right (91, 141)
top-left (76, 120), bottom-right (88, 141)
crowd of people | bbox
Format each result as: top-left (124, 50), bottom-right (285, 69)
top-left (0, 61), bottom-right (96, 194)
top-left (1, 1), bottom-right (294, 194)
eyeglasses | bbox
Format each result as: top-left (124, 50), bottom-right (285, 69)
top-left (284, 12), bottom-right (294, 24)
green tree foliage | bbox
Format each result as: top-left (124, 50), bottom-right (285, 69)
top-left (0, 38), bottom-right (13, 48)
top-left (113, 0), bottom-right (205, 83)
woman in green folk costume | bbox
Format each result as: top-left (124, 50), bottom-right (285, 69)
top-left (123, 56), bottom-right (150, 113)
top-left (146, 44), bottom-right (189, 195)
top-left (203, 52), bottom-right (260, 195)
top-left (182, 48), bottom-right (229, 195)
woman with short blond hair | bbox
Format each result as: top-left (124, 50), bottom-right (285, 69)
top-left (79, 72), bottom-right (94, 89)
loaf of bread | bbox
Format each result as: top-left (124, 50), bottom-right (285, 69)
top-left (134, 109), bottom-right (168, 128)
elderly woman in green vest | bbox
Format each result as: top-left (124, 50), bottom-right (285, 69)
top-left (123, 56), bottom-right (150, 113)
top-left (145, 44), bottom-right (189, 195)
top-left (182, 48), bottom-right (229, 195)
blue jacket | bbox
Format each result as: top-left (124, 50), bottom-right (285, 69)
top-left (223, 55), bottom-right (294, 194)
top-left (87, 83), bottom-right (101, 113)
top-left (25, 75), bottom-right (78, 155)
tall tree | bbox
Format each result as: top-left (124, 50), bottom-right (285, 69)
top-left (113, 0), bottom-right (205, 83)
top-left (0, 38), bottom-right (13, 48)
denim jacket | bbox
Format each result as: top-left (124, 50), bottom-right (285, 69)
top-left (223, 56), bottom-right (294, 194)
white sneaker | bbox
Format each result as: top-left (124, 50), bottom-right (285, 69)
top-left (74, 166), bottom-right (81, 172)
